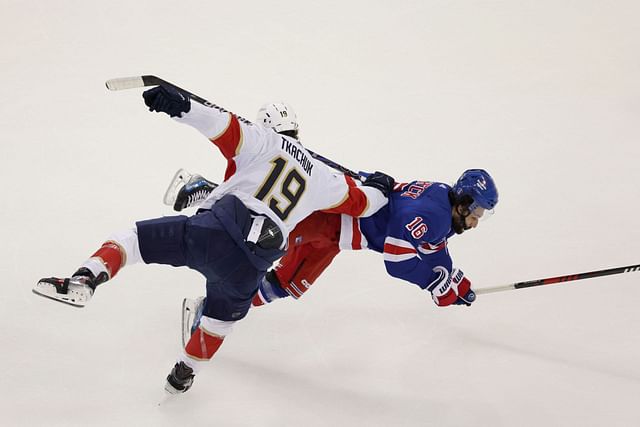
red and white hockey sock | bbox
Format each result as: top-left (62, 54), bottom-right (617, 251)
top-left (179, 316), bottom-right (234, 373)
top-left (185, 328), bottom-right (224, 359)
top-left (81, 241), bottom-right (125, 280)
top-left (79, 228), bottom-right (142, 281)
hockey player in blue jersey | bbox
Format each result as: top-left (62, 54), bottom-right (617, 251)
top-left (177, 168), bottom-right (498, 312)
top-left (334, 171), bottom-right (497, 306)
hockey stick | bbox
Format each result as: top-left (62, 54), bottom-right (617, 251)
top-left (105, 75), bottom-right (364, 181)
top-left (475, 263), bottom-right (640, 295)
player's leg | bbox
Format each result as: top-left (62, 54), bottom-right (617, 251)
top-left (34, 213), bottom-right (197, 307)
top-left (33, 227), bottom-right (145, 307)
top-left (253, 212), bottom-right (342, 305)
top-left (167, 195), bottom-right (284, 393)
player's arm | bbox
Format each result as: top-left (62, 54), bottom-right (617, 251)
top-left (323, 171), bottom-right (393, 218)
top-left (382, 216), bottom-right (475, 307)
top-left (143, 85), bottom-right (264, 156)
top-left (143, 85), bottom-right (264, 179)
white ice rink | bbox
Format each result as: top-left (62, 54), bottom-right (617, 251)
top-left (2, 1), bottom-right (640, 426)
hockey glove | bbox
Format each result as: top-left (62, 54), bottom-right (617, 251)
top-left (142, 85), bottom-right (191, 118)
top-left (450, 268), bottom-right (476, 306)
top-left (362, 171), bottom-right (395, 197)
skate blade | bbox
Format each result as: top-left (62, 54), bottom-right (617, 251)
top-left (181, 298), bottom-right (189, 347)
top-left (158, 388), bottom-right (178, 405)
top-left (32, 280), bottom-right (91, 308)
top-left (181, 297), bottom-right (205, 346)
top-left (163, 168), bottom-right (193, 206)
top-left (163, 382), bottom-right (185, 396)
top-left (181, 298), bottom-right (195, 347)
top-left (32, 288), bottom-right (86, 308)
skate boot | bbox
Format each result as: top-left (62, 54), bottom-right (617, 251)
top-left (163, 168), bottom-right (218, 212)
top-left (33, 267), bottom-right (107, 307)
top-left (181, 296), bottom-right (206, 346)
top-left (165, 361), bottom-right (195, 394)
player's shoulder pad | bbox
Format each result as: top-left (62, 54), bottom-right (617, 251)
top-left (392, 182), bottom-right (451, 238)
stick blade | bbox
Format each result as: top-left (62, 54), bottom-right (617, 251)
top-left (105, 75), bottom-right (164, 91)
top-left (105, 76), bottom-right (146, 91)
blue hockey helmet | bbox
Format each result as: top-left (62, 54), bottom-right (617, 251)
top-left (452, 169), bottom-right (499, 212)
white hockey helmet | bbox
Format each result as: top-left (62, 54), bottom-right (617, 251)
top-left (256, 102), bottom-right (299, 133)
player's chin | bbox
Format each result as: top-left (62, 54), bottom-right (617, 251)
top-left (452, 222), bottom-right (465, 235)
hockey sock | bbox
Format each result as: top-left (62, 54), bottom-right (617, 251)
top-left (180, 328), bottom-right (225, 373)
top-left (82, 241), bottom-right (125, 279)
top-left (179, 315), bottom-right (233, 372)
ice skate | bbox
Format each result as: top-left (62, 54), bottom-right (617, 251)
top-left (164, 361), bottom-right (195, 394)
top-left (33, 268), bottom-right (105, 308)
top-left (181, 296), bottom-right (206, 346)
top-left (163, 168), bottom-right (218, 212)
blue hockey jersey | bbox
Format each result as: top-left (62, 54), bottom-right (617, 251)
top-left (339, 180), bottom-right (456, 291)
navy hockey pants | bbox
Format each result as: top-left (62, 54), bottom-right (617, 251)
top-left (135, 195), bottom-right (284, 321)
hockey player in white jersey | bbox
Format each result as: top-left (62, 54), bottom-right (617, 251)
top-left (164, 102), bottom-right (299, 212)
top-left (169, 103), bottom-right (498, 346)
top-left (33, 86), bottom-right (392, 394)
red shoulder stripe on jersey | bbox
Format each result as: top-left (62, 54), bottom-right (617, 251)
top-left (324, 175), bottom-right (369, 217)
top-left (223, 159), bottom-right (237, 182)
top-left (210, 114), bottom-right (243, 160)
top-left (209, 115), bottom-right (241, 181)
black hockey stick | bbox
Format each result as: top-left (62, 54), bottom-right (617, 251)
top-left (475, 263), bottom-right (640, 295)
top-left (105, 75), bottom-right (364, 181)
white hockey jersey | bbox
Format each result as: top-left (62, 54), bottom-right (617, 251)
top-left (175, 102), bottom-right (387, 239)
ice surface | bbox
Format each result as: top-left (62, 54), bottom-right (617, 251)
top-left (2, 1), bottom-right (640, 426)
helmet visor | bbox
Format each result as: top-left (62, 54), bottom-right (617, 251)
top-left (467, 205), bottom-right (494, 221)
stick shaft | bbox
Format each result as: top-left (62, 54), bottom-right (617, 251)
top-left (475, 264), bottom-right (640, 295)
top-left (106, 75), bottom-right (363, 180)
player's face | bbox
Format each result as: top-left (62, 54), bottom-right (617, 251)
top-left (452, 206), bottom-right (485, 234)
top-left (465, 207), bottom-right (485, 228)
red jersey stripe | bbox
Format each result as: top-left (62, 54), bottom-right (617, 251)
top-left (384, 243), bottom-right (417, 255)
top-left (324, 175), bottom-right (369, 217)
top-left (210, 115), bottom-right (242, 160)
top-left (209, 115), bottom-right (242, 181)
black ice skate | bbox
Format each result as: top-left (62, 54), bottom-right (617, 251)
top-left (165, 361), bottom-right (195, 394)
top-left (163, 168), bottom-right (218, 212)
top-left (33, 268), bottom-right (107, 307)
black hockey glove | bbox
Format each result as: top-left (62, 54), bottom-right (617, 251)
top-left (143, 85), bottom-right (191, 118)
top-left (362, 171), bottom-right (395, 197)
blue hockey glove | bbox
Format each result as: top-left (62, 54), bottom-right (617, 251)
top-left (454, 288), bottom-right (476, 306)
top-left (142, 85), bottom-right (191, 117)
top-left (362, 171), bottom-right (395, 197)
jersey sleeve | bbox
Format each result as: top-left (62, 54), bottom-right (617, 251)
top-left (382, 209), bottom-right (459, 305)
top-left (174, 102), bottom-right (266, 181)
top-left (323, 175), bottom-right (388, 218)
